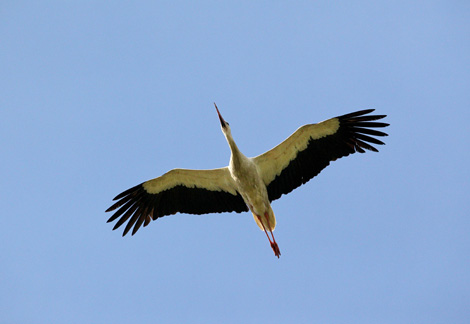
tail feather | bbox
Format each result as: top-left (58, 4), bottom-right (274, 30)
top-left (252, 211), bottom-right (276, 231)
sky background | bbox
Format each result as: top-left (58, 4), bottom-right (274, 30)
top-left (1, 1), bottom-right (469, 323)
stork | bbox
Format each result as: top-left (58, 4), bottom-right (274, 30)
top-left (106, 104), bottom-right (389, 258)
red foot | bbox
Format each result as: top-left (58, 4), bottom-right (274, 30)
top-left (271, 241), bottom-right (281, 258)
top-left (256, 212), bottom-right (281, 258)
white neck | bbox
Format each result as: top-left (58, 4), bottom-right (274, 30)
top-left (223, 128), bottom-right (246, 168)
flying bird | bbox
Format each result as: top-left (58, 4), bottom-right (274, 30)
top-left (106, 104), bottom-right (389, 258)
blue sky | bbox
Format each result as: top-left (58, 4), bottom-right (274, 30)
top-left (1, 1), bottom-right (469, 323)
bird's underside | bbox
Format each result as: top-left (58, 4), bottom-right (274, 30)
top-left (106, 107), bottom-right (389, 258)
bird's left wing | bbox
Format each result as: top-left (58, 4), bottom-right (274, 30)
top-left (106, 167), bottom-right (248, 236)
top-left (253, 109), bottom-right (389, 202)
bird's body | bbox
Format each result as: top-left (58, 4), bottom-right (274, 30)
top-left (106, 104), bottom-right (389, 258)
top-left (229, 148), bottom-right (275, 231)
top-left (220, 114), bottom-right (280, 255)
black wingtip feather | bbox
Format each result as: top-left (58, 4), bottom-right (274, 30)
top-left (350, 127), bottom-right (388, 137)
top-left (122, 211), bottom-right (140, 236)
top-left (354, 121), bottom-right (389, 128)
top-left (105, 201), bottom-right (122, 213)
top-left (339, 109), bottom-right (375, 119)
top-left (355, 133), bottom-right (385, 146)
top-left (132, 215), bottom-right (146, 236)
top-left (113, 183), bottom-right (142, 201)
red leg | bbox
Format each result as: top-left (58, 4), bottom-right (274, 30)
top-left (256, 213), bottom-right (281, 258)
top-left (264, 212), bottom-right (281, 258)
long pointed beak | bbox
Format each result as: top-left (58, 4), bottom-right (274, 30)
top-left (214, 102), bottom-right (227, 128)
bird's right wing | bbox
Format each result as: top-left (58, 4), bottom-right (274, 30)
top-left (253, 109), bottom-right (389, 202)
top-left (106, 168), bottom-right (248, 236)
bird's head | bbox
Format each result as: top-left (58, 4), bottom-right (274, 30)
top-left (214, 103), bottom-right (231, 134)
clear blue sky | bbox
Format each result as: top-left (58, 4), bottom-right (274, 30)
top-left (1, 1), bottom-right (469, 323)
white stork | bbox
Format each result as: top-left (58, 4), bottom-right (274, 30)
top-left (106, 104), bottom-right (389, 258)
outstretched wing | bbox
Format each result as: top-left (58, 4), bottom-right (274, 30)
top-left (253, 109), bottom-right (389, 202)
top-left (106, 168), bottom-right (248, 236)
